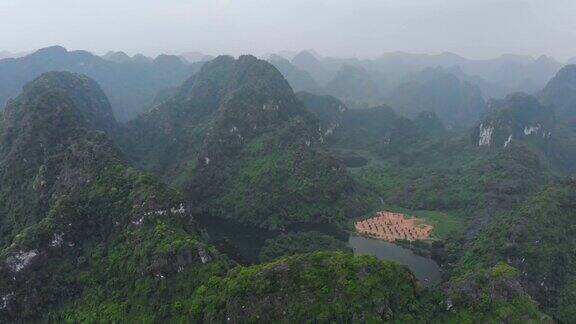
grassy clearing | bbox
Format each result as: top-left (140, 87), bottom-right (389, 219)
top-left (410, 210), bottom-right (464, 240)
top-left (371, 206), bottom-right (465, 240)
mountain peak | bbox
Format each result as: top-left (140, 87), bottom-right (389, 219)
top-left (123, 54), bottom-right (364, 229)
top-left (102, 50), bottom-right (131, 63)
top-left (174, 54), bottom-right (295, 109)
top-left (292, 50), bottom-right (321, 65)
top-left (153, 54), bottom-right (185, 67)
top-left (0, 72), bottom-right (121, 245)
top-left (31, 45), bottom-right (68, 57)
top-left (539, 64), bottom-right (576, 120)
top-left (18, 71), bottom-right (117, 133)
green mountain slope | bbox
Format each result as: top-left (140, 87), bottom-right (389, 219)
top-left (0, 72), bottom-right (119, 244)
top-left (298, 92), bottom-right (445, 166)
top-left (0, 72), bottom-right (229, 321)
top-left (190, 251), bottom-right (444, 322)
top-left (122, 55), bottom-right (371, 230)
top-left (0, 67), bottom-right (559, 323)
top-left (454, 179), bottom-right (576, 322)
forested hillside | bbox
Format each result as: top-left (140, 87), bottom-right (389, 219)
top-left (0, 50), bottom-right (574, 323)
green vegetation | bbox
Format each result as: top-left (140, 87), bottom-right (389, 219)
top-left (411, 210), bottom-right (463, 240)
top-left (440, 262), bottom-right (551, 323)
top-left (1, 51), bottom-right (576, 323)
top-left (123, 55), bottom-right (375, 230)
top-left (195, 127), bottom-right (371, 229)
top-left (18, 164), bottom-right (230, 322)
top-left (455, 179), bottom-right (576, 321)
top-left (0, 72), bottom-right (229, 321)
top-left (376, 208), bottom-right (465, 240)
top-left (259, 231), bottom-right (351, 262)
top-left (190, 251), bottom-right (444, 323)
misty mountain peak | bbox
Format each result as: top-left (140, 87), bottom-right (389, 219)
top-left (153, 54), bottom-right (185, 66)
top-left (18, 71), bottom-right (117, 133)
top-left (31, 45), bottom-right (68, 57)
top-left (539, 64), bottom-right (576, 120)
top-left (102, 50), bottom-right (131, 63)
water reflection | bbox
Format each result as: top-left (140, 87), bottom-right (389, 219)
top-left (348, 236), bottom-right (441, 286)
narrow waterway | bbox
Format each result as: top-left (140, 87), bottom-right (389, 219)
top-left (348, 236), bottom-right (442, 286)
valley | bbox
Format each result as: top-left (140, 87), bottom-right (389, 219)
top-left (0, 44), bottom-right (574, 322)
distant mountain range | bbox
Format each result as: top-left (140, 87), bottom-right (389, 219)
top-left (0, 46), bottom-right (203, 121)
top-left (0, 51), bottom-right (28, 60)
top-left (386, 67), bottom-right (487, 127)
top-left (271, 50), bottom-right (565, 122)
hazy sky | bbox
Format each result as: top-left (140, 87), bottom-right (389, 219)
top-left (1, 0), bottom-right (576, 60)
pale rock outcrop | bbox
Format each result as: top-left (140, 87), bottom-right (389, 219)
top-left (198, 247), bottom-right (211, 264)
top-left (478, 123), bottom-right (494, 146)
top-left (523, 124), bottom-right (541, 136)
top-left (5, 250), bottom-right (38, 273)
top-left (49, 233), bottom-right (64, 247)
top-left (504, 134), bottom-right (513, 148)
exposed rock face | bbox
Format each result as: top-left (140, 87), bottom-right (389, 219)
top-left (478, 123), bottom-right (494, 146)
top-left (474, 93), bottom-right (554, 148)
top-left (503, 134), bottom-right (513, 148)
top-left (4, 251), bottom-right (38, 273)
top-left (198, 246), bottom-right (211, 264)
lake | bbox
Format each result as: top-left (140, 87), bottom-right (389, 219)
top-left (197, 214), bottom-right (443, 286)
top-left (348, 236), bottom-right (442, 286)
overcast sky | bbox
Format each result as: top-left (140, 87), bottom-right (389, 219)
top-left (1, 0), bottom-right (575, 60)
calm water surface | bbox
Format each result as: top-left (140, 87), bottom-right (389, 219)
top-left (348, 236), bottom-right (441, 286)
